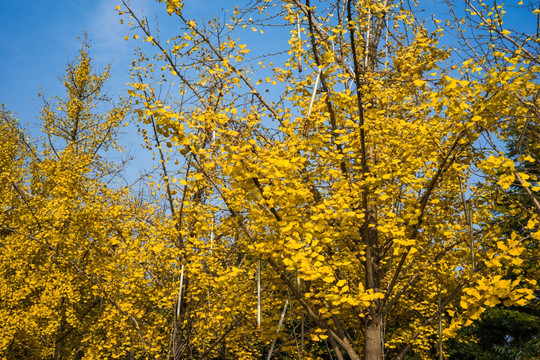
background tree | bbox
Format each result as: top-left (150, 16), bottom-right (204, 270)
top-left (444, 1), bottom-right (540, 358)
top-left (0, 42), bottom-right (179, 359)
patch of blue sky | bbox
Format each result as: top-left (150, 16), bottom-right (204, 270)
top-left (0, 0), bottom-right (535, 187)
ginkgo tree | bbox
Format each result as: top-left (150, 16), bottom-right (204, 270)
top-left (443, 0), bottom-right (540, 357)
top-left (0, 42), bottom-right (183, 359)
top-left (120, 0), bottom-right (538, 359)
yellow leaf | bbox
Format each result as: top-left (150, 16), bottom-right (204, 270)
top-left (443, 327), bottom-right (457, 337)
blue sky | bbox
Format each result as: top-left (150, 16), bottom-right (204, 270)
top-left (0, 0), bottom-right (536, 162)
top-left (0, 0), bottom-right (236, 181)
top-left (1, 1), bottom-right (138, 125)
top-left (1, 1), bottom-right (535, 123)
top-left (0, 0), bottom-right (233, 128)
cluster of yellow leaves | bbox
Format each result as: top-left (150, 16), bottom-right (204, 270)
top-left (0, 48), bottom-right (183, 359)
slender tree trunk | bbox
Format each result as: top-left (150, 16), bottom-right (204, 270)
top-left (173, 276), bottom-right (190, 359)
top-left (219, 336), bottom-right (226, 360)
top-left (364, 206), bottom-right (382, 360)
top-left (365, 322), bottom-right (382, 360)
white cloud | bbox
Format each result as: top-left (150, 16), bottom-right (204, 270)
top-left (88, 0), bottom-right (156, 61)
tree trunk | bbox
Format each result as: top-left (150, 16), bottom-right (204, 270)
top-left (364, 204), bottom-right (382, 360)
top-left (365, 321), bottom-right (382, 360)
